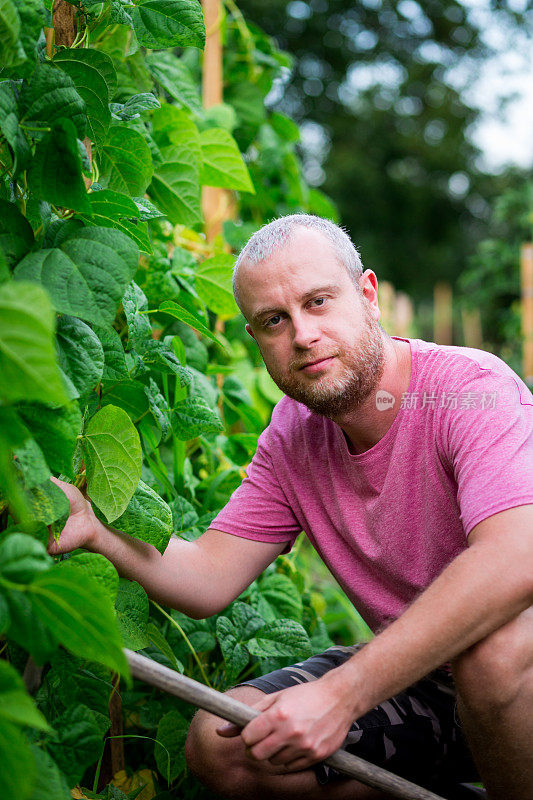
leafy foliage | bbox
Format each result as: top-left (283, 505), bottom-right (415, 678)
top-left (0, 2), bottom-right (352, 798)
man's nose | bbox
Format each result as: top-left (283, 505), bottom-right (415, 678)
top-left (291, 313), bottom-right (320, 349)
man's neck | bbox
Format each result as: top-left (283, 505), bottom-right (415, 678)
top-left (333, 336), bottom-right (412, 455)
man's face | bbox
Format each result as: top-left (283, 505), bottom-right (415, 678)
top-left (237, 228), bottom-right (384, 417)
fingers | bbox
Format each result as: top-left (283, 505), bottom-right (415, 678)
top-left (216, 722), bottom-right (242, 737)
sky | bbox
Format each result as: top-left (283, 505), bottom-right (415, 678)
top-left (457, 0), bottom-right (533, 172)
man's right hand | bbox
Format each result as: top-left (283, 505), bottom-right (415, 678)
top-left (46, 476), bottom-right (287, 616)
top-left (47, 477), bottom-right (101, 556)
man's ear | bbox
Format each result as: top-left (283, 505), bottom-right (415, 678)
top-left (245, 323), bottom-right (256, 340)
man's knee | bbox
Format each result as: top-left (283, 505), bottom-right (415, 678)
top-left (452, 607), bottom-right (533, 713)
top-left (185, 685), bottom-right (268, 797)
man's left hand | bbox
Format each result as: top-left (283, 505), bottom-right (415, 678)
top-left (216, 674), bottom-right (356, 771)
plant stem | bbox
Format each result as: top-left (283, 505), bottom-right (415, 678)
top-left (150, 601), bottom-right (212, 688)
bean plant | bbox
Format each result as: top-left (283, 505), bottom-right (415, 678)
top-left (0, 1), bottom-right (349, 797)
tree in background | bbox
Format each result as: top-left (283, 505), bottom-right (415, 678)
top-left (236, 0), bottom-right (532, 299)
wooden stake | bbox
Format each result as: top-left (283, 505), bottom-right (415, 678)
top-left (378, 281), bottom-right (395, 334)
top-left (201, 0), bottom-right (225, 243)
top-left (433, 282), bottom-right (453, 345)
top-left (394, 292), bottom-right (413, 338)
top-left (126, 649), bottom-right (447, 800)
top-left (521, 242), bottom-right (533, 384)
top-left (461, 307), bottom-right (483, 350)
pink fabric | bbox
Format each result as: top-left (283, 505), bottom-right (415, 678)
top-left (212, 338), bottom-right (533, 633)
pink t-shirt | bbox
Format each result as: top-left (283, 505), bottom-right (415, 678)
top-left (212, 338), bottom-right (533, 632)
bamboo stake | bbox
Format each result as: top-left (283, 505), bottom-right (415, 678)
top-left (433, 282), bottom-right (453, 345)
top-left (461, 307), bottom-right (483, 350)
top-left (202, 0), bottom-right (225, 243)
top-left (125, 649), bottom-right (447, 800)
top-left (521, 243), bottom-right (533, 384)
top-left (378, 281), bottom-right (395, 334)
top-left (394, 292), bottom-right (414, 338)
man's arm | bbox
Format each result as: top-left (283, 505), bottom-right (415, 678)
top-left (48, 478), bottom-right (286, 618)
top-left (226, 504), bottom-right (533, 770)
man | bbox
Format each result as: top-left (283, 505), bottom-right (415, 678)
top-left (50, 215), bottom-right (533, 800)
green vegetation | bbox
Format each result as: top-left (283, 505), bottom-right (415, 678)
top-left (0, 1), bottom-right (361, 797)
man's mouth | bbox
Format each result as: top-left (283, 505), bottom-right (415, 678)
top-left (298, 356), bottom-right (336, 374)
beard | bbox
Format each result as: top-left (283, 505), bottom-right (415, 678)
top-left (264, 304), bottom-right (385, 418)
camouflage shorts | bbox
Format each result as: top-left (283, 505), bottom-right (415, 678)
top-left (238, 644), bottom-right (480, 796)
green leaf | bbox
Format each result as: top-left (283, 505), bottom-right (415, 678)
top-left (215, 615), bottom-right (249, 681)
top-left (18, 401), bottom-right (81, 478)
top-left (30, 567), bottom-right (129, 675)
top-left (154, 710), bottom-right (188, 782)
top-left (149, 144), bottom-right (202, 227)
top-left (131, 0), bottom-right (205, 49)
top-left (133, 195), bottom-right (165, 221)
top-left (0, 199), bottom-right (34, 267)
top-left (115, 578), bottom-right (149, 650)
top-left (0, 81), bottom-right (19, 153)
top-left (199, 128), bottom-right (255, 193)
top-left (0, 0), bottom-right (23, 69)
top-left (146, 51), bottom-right (201, 113)
top-left (19, 62), bottom-right (87, 138)
top-left (96, 479), bottom-right (172, 554)
top-left (0, 281), bottom-right (67, 406)
top-left (122, 281), bottom-right (152, 350)
top-left (28, 118), bottom-right (91, 212)
top-left (56, 314), bottom-right (105, 397)
top-left (93, 324), bottom-right (129, 382)
top-left (24, 477), bottom-right (70, 526)
top-left (47, 703), bottom-right (104, 786)
top-left (140, 339), bottom-right (192, 386)
top-left (110, 92), bottom-right (161, 121)
top-left (253, 573), bottom-right (303, 623)
top-left (5, 589), bottom-right (57, 664)
top-left (0, 531), bottom-right (52, 585)
top-left (53, 48), bottom-right (116, 145)
top-left (7, 0), bottom-right (45, 78)
top-left (152, 104), bottom-right (200, 157)
top-left (195, 253), bottom-right (238, 318)
top-left (12, 436), bottom-right (50, 489)
top-left (27, 746), bottom-right (71, 800)
top-left (170, 495), bottom-right (198, 535)
top-left (100, 379), bottom-right (149, 420)
top-left (247, 619), bottom-right (312, 660)
top-left (15, 227), bottom-right (139, 326)
top-left (172, 397), bottom-right (223, 440)
top-left (58, 552), bottom-right (119, 605)
top-left (0, 660), bottom-right (50, 731)
top-left (0, 720), bottom-right (35, 800)
top-left (159, 300), bottom-right (225, 349)
top-left (145, 377), bottom-right (170, 439)
top-left (0, 593), bottom-right (10, 634)
top-left (146, 622), bottom-right (182, 671)
top-left (81, 404), bottom-right (142, 523)
top-left (100, 125), bottom-right (153, 196)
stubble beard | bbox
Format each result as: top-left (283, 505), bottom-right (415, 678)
top-left (264, 308), bottom-right (385, 418)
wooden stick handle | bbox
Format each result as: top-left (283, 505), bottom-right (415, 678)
top-left (125, 649), bottom-right (446, 800)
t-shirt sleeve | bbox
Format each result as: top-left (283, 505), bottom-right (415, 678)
top-left (210, 424), bottom-right (302, 550)
top-left (439, 369), bottom-right (533, 536)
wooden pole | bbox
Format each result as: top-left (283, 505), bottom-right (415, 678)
top-left (126, 650), bottom-right (446, 800)
top-left (201, 0), bottom-right (226, 243)
top-left (394, 292), bottom-right (413, 338)
top-left (433, 282), bottom-right (453, 345)
top-left (521, 242), bottom-right (533, 384)
top-left (461, 307), bottom-right (483, 350)
top-left (45, 2), bottom-right (93, 188)
top-left (378, 281), bottom-right (395, 334)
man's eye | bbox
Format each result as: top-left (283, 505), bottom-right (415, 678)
top-left (311, 297), bottom-right (326, 307)
top-left (266, 314), bottom-right (282, 327)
